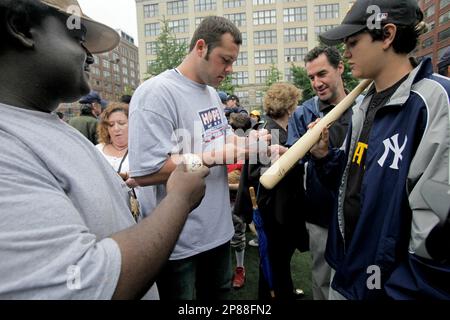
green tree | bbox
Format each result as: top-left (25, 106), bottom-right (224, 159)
top-left (217, 74), bottom-right (235, 94)
top-left (291, 64), bottom-right (315, 103)
top-left (264, 64), bottom-right (283, 90)
top-left (146, 17), bottom-right (188, 79)
top-left (122, 85), bottom-right (134, 97)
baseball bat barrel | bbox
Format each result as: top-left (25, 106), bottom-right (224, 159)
top-left (259, 79), bottom-right (372, 190)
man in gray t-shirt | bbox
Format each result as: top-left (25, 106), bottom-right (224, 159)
top-left (129, 16), bottom-right (269, 300)
top-left (0, 0), bottom-right (208, 299)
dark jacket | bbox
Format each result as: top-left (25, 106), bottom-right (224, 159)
top-left (68, 114), bottom-right (98, 145)
top-left (315, 58), bottom-right (450, 299)
top-left (287, 96), bottom-right (355, 227)
top-left (249, 117), bottom-right (309, 252)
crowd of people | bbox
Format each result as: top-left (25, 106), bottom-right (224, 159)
top-left (0, 0), bottom-right (449, 301)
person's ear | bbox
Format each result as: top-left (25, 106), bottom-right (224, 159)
top-left (5, 9), bottom-right (35, 48)
top-left (381, 24), bottom-right (396, 50)
top-left (337, 61), bottom-right (345, 76)
top-left (195, 39), bottom-right (208, 58)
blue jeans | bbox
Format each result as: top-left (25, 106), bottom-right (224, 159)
top-left (156, 242), bottom-right (232, 300)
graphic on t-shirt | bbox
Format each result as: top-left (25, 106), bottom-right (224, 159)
top-left (198, 107), bottom-right (226, 144)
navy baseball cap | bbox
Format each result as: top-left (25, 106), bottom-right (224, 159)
top-left (218, 91), bottom-right (228, 103)
top-left (320, 0), bottom-right (424, 45)
top-left (79, 91), bottom-right (107, 107)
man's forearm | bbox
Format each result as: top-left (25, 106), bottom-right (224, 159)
top-left (110, 193), bottom-right (191, 300)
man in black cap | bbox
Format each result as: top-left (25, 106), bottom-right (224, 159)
top-left (309, 0), bottom-right (450, 299)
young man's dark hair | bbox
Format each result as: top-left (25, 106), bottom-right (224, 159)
top-left (316, 0), bottom-right (450, 300)
top-left (304, 46), bottom-right (341, 69)
top-left (344, 23), bottom-right (427, 56)
top-left (189, 16), bottom-right (242, 59)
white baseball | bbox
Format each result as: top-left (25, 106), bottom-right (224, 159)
top-left (183, 153), bottom-right (204, 172)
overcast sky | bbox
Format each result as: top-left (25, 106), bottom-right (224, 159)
top-left (78, 0), bottom-right (138, 44)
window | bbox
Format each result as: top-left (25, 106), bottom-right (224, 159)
top-left (112, 52), bottom-right (120, 62)
top-left (255, 90), bottom-right (263, 104)
top-left (284, 47), bottom-right (307, 62)
top-left (236, 52), bottom-right (248, 66)
top-left (168, 19), bottom-right (189, 33)
top-left (235, 91), bottom-right (249, 106)
top-left (91, 67), bottom-right (100, 76)
top-left (122, 57), bottom-right (127, 65)
top-left (315, 25), bottom-right (338, 40)
top-left (315, 4), bottom-right (340, 20)
top-left (195, 17), bottom-right (205, 27)
top-left (103, 59), bottom-right (110, 69)
top-left (254, 30), bottom-right (277, 45)
top-left (223, 0), bottom-right (245, 8)
top-left (253, 10), bottom-right (276, 25)
top-left (439, 11), bottom-right (450, 25)
top-left (441, 0), bottom-right (450, 9)
top-left (145, 23), bottom-right (160, 36)
top-left (122, 67), bottom-right (128, 76)
top-left (146, 42), bottom-right (158, 55)
top-left (284, 68), bottom-right (293, 82)
top-left (194, 0), bottom-right (216, 12)
top-left (424, 5), bottom-right (435, 19)
top-left (438, 28), bottom-right (450, 42)
top-left (253, 0), bottom-right (275, 4)
top-left (144, 4), bottom-right (158, 18)
top-left (167, 0), bottom-right (188, 15)
top-left (224, 12), bottom-right (246, 27)
top-left (113, 64), bottom-right (119, 73)
top-left (283, 7), bottom-right (307, 22)
top-left (422, 37), bottom-right (434, 49)
top-left (174, 38), bottom-right (189, 45)
top-left (103, 70), bottom-right (111, 79)
top-left (242, 32), bottom-right (247, 46)
top-left (255, 69), bottom-right (269, 84)
top-left (438, 46), bottom-right (449, 60)
top-left (255, 50), bottom-right (277, 64)
top-left (284, 27), bottom-right (307, 42)
top-left (232, 71), bottom-right (249, 85)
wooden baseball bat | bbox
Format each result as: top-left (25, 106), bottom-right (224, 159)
top-left (260, 79), bottom-right (372, 190)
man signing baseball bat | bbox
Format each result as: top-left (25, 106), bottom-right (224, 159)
top-left (308, 0), bottom-right (450, 300)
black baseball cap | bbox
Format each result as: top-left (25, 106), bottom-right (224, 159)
top-left (320, 0), bottom-right (424, 46)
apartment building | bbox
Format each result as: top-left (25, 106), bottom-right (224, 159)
top-left (135, 0), bottom-right (354, 109)
top-left (58, 30), bottom-right (140, 120)
top-left (414, 0), bottom-right (449, 72)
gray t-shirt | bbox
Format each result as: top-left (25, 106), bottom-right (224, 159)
top-left (0, 103), bottom-right (158, 299)
top-left (129, 69), bottom-right (234, 260)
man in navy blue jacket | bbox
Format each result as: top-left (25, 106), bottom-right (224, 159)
top-left (287, 46), bottom-right (357, 300)
top-left (310, 0), bottom-right (450, 299)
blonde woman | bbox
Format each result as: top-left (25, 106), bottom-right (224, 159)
top-left (96, 102), bottom-right (137, 188)
top-left (249, 82), bottom-right (309, 300)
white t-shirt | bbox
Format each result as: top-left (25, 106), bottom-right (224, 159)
top-left (0, 103), bottom-right (158, 299)
top-left (95, 143), bottom-right (129, 173)
top-left (129, 69), bottom-right (234, 260)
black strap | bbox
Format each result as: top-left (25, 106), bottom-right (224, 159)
top-left (117, 150), bottom-right (128, 174)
